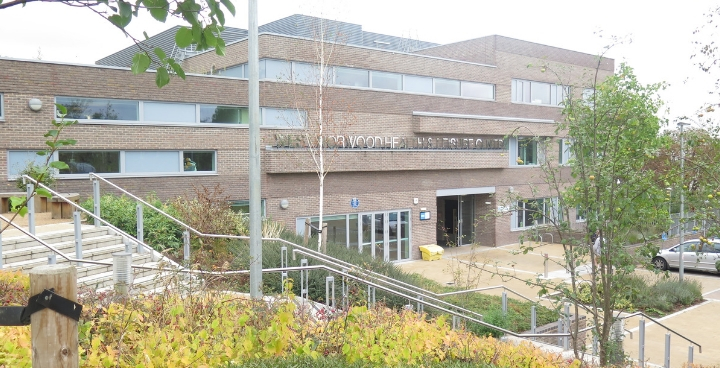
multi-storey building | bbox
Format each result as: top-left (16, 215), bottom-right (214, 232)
top-left (0, 14), bottom-right (613, 261)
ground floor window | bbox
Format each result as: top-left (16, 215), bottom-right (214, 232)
top-left (512, 197), bottom-right (559, 230)
top-left (8, 150), bottom-right (216, 178)
top-left (297, 210), bottom-right (411, 262)
top-left (230, 199), bottom-right (266, 217)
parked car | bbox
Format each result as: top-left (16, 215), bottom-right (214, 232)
top-left (652, 238), bottom-right (720, 273)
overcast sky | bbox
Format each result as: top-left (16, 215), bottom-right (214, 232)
top-left (1, 0), bottom-right (718, 124)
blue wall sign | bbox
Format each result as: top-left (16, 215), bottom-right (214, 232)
top-left (350, 198), bottom-right (359, 208)
top-left (420, 211), bottom-right (431, 220)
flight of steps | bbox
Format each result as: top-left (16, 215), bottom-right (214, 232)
top-left (1, 225), bottom-right (182, 292)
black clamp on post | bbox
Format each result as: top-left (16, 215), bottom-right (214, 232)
top-left (0, 288), bottom-right (83, 326)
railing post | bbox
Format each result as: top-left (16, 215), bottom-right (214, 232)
top-left (92, 178), bottom-right (101, 227)
top-left (367, 285), bottom-right (376, 308)
top-left (0, 232), bottom-right (3, 269)
top-left (417, 295), bottom-right (424, 314)
top-left (688, 346), bottom-right (694, 366)
top-left (281, 246), bottom-right (287, 268)
top-left (27, 183), bottom-right (35, 235)
top-left (73, 211), bottom-right (83, 267)
top-left (531, 305), bottom-right (536, 340)
top-left (30, 264), bottom-right (79, 368)
top-left (47, 253), bottom-right (56, 265)
top-left (502, 291), bottom-right (507, 315)
top-left (544, 253), bottom-right (549, 278)
top-left (136, 203), bottom-right (144, 254)
top-left (639, 319), bottom-right (645, 368)
top-left (300, 259), bottom-right (308, 300)
top-left (113, 252), bottom-right (133, 295)
top-left (183, 230), bottom-right (190, 262)
top-left (557, 318), bottom-right (563, 346)
top-left (452, 315), bottom-right (458, 330)
top-left (664, 333), bottom-right (671, 368)
top-left (341, 268), bottom-right (348, 309)
top-left (325, 276), bottom-right (335, 309)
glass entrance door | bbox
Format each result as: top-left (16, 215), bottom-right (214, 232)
top-left (458, 195), bottom-right (474, 246)
top-left (358, 210), bottom-right (410, 261)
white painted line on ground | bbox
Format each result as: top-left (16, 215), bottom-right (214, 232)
top-left (627, 300), bottom-right (713, 332)
top-left (702, 286), bottom-right (720, 296)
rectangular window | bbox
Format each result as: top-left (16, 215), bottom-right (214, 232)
top-left (183, 151), bottom-right (215, 172)
top-left (517, 137), bottom-right (538, 165)
top-left (335, 67), bottom-right (369, 87)
top-left (558, 139), bottom-right (572, 164)
top-left (461, 81), bottom-right (494, 99)
top-left (403, 75), bottom-right (433, 94)
top-left (143, 102), bottom-right (196, 123)
top-left (371, 71), bottom-right (402, 90)
top-left (230, 199), bottom-right (266, 217)
top-left (125, 151), bottom-right (180, 173)
top-left (263, 107), bottom-right (305, 128)
top-left (0, 93), bottom-right (4, 120)
top-left (514, 197), bottom-right (557, 229)
top-left (58, 151), bottom-right (121, 174)
top-left (215, 64), bottom-right (244, 78)
top-left (8, 151), bottom-right (48, 176)
top-left (263, 59), bottom-right (291, 81)
top-left (434, 78), bottom-right (461, 96)
top-left (511, 79), bottom-right (567, 106)
top-left (576, 205), bottom-right (586, 222)
top-left (56, 97), bottom-right (139, 121)
top-left (199, 105), bottom-right (248, 124)
top-left (292, 62), bottom-right (323, 84)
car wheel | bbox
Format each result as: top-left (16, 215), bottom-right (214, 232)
top-left (652, 257), bottom-right (669, 271)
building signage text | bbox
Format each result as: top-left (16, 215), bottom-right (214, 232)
top-left (273, 134), bottom-right (505, 150)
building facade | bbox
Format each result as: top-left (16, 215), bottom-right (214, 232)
top-left (0, 15), bottom-right (613, 261)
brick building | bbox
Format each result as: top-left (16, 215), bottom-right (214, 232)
top-left (0, 14), bottom-right (613, 261)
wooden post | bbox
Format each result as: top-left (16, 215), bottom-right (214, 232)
top-left (30, 264), bottom-right (78, 368)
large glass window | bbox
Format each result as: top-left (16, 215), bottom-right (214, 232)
top-left (293, 62), bottom-right (320, 84)
top-left (558, 139), bottom-right (572, 164)
top-left (371, 71), bottom-right (402, 90)
top-left (0, 93), bottom-right (4, 120)
top-left (434, 78), bottom-right (461, 96)
top-left (461, 81), bottom-right (494, 99)
top-left (215, 64), bottom-right (244, 78)
top-left (230, 199), bottom-right (266, 217)
top-left (263, 108), bottom-right (305, 127)
top-left (143, 102), bottom-right (195, 123)
top-left (517, 137), bottom-right (538, 165)
top-left (183, 151), bottom-right (215, 172)
top-left (200, 105), bottom-right (248, 124)
top-left (512, 79), bottom-right (567, 106)
top-left (8, 151), bottom-right (47, 176)
top-left (514, 198), bottom-right (557, 229)
top-left (403, 75), bottom-right (433, 94)
top-left (58, 151), bottom-right (120, 174)
top-left (125, 151), bottom-right (180, 173)
top-left (335, 67), bottom-right (369, 87)
top-left (263, 59), bottom-right (291, 81)
top-left (56, 97), bottom-right (138, 121)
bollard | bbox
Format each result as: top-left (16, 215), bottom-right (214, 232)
top-left (639, 319), bottom-right (645, 368)
top-left (531, 305), bottom-right (536, 340)
top-left (73, 211), bottom-right (83, 267)
top-left (136, 203), bottom-right (144, 253)
top-left (688, 346), bottom-right (694, 366)
top-left (27, 183), bottom-right (35, 235)
top-left (113, 252), bottom-right (133, 295)
top-left (92, 179), bottom-right (101, 227)
top-left (325, 276), bottom-right (335, 308)
top-left (30, 264), bottom-right (79, 368)
top-left (664, 333), bottom-right (671, 368)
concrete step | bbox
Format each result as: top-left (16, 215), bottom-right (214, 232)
top-left (74, 253), bottom-right (154, 279)
top-left (81, 262), bottom-right (176, 291)
top-left (1, 226), bottom-right (112, 251)
top-left (3, 243), bottom-right (138, 271)
top-left (2, 234), bottom-right (125, 264)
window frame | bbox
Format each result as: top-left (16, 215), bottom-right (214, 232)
top-left (511, 197), bottom-right (559, 230)
top-left (0, 93), bottom-right (4, 121)
top-left (511, 79), bottom-right (568, 107)
top-left (509, 136), bottom-right (541, 166)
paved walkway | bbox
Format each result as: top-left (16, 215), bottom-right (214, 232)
top-left (397, 242), bottom-right (720, 367)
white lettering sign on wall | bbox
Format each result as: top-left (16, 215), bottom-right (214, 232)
top-left (273, 134), bottom-right (505, 150)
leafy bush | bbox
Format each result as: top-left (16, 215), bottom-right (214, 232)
top-left (0, 276), bottom-right (576, 368)
top-left (15, 162), bottom-right (55, 191)
top-left (80, 193), bottom-right (183, 254)
top-left (0, 270), bottom-right (30, 306)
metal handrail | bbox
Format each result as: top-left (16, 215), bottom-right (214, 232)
top-left (20, 176), bottom-right (157, 256)
top-left (438, 285), bottom-right (537, 304)
top-left (621, 311), bottom-right (702, 353)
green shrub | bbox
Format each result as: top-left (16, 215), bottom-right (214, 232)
top-left (80, 193), bottom-right (183, 254)
top-left (15, 162), bottom-right (56, 191)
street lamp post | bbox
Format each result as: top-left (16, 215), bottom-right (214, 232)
top-left (678, 122), bottom-right (690, 282)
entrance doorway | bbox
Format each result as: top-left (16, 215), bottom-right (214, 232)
top-left (359, 211), bottom-right (410, 261)
top-left (437, 195), bottom-right (474, 246)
